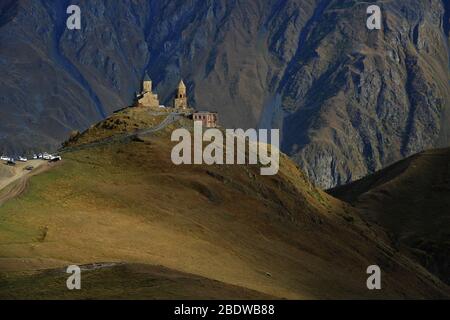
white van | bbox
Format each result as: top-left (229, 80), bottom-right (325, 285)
top-left (49, 155), bottom-right (62, 162)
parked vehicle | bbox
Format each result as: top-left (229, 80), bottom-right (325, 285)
top-left (33, 154), bottom-right (38, 160)
top-left (6, 160), bottom-right (16, 166)
top-left (38, 153), bottom-right (43, 159)
top-left (49, 155), bottom-right (62, 162)
top-left (43, 153), bottom-right (52, 160)
top-left (18, 156), bottom-right (28, 162)
top-left (1, 156), bottom-right (10, 161)
top-left (25, 165), bottom-right (34, 171)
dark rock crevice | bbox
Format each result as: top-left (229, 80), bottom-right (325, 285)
top-left (41, 0), bottom-right (107, 119)
top-left (443, 0), bottom-right (450, 38)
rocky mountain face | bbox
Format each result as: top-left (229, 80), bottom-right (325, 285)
top-left (0, 0), bottom-right (449, 188)
top-left (281, 0), bottom-right (450, 188)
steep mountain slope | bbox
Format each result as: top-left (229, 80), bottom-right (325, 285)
top-left (330, 148), bottom-right (450, 285)
top-left (0, 108), bottom-right (449, 299)
top-left (0, 0), bottom-right (316, 154)
top-left (280, 0), bottom-right (450, 188)
top-left (0, 0), bottom-right (449, 189)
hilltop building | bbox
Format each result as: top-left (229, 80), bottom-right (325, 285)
top-left (192, 112), bottom-right (218, 128)
top-left (134, 74), bottom-right (219, 127)
top-left (136, 73), bottom-right (160, 108)
top-left (173, 80), bottom-right (188, 110)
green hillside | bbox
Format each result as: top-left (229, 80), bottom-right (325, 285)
top-left (0, 108), bottom-right (448, 299)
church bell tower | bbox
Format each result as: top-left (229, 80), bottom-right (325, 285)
top-left (174, 79), bottom-right (188, 109)
top-left (142, 72), bottom-right (152, 93)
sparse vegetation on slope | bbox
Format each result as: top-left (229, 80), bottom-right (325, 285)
top-left (0, 109), bottom-right (448, 299)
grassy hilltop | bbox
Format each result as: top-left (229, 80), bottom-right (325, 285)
top-left (0, 107), bottom-right (448, 299)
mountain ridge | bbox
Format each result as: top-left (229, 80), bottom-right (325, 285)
top-left (0, 0), bottom-right (449, 188)
top-left (329, 147), bottom-right (450, 285)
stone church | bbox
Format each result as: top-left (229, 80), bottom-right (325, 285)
top-left (135, 73), bottom-right (218, 127)
top-left (136, 73), bottom-right (160, 108)
top-left (136, 74), bottom-right (189, 110)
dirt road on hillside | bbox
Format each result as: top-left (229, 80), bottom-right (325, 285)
top-left (0, 161), bottom-right (50, 206)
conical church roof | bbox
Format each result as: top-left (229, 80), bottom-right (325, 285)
top-left (178, 79), bottom-right (186, 89)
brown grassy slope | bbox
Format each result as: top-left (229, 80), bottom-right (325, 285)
top-left (0, 263), bottom-right (276, 300)
top-left (0, 109), bottom-right (448, 299)
top-left (62, 107), bottom-right (169, 147)
top-left (329, 148), bottom-right (450, 285)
